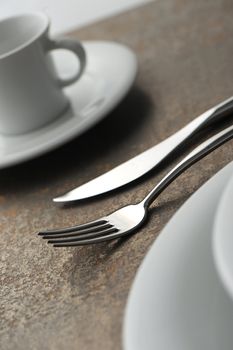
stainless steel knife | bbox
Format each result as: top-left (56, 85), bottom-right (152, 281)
top-left (53, 96), bottom-right (233, 203)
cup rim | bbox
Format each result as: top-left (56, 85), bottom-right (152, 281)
top-left (0, 12), bottom-right (49, 60)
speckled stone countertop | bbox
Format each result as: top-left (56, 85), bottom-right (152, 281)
top-left (1, 0), bottom-right (233, 349)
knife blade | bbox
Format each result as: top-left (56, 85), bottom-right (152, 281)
top-left (53, 96), bottom-right (233, 203)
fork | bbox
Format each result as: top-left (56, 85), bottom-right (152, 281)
top-left (39, 124), bottom-right (233, 247)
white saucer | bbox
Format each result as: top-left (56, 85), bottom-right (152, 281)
top-left (0, 41), bottom-right (137, 168)
top-left (213, 174), bottom-right (233, 302)
top-left (124, 161), bottom-right (233, 350)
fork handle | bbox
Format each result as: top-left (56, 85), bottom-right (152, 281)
top-left (141, 124), bottom-right (233, 208)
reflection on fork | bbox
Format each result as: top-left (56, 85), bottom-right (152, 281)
top-left (39, 124), bottom-right (233, 247)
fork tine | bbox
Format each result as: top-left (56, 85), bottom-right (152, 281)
top-left (40, 223), bottom-right (113, 239)
top-left (46, 226), bottom-right (118, 244)
top-left (50, 228), bottom-right (125, 247)
top-left (38, 219), bottom-right (107, 236)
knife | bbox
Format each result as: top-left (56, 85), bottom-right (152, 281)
top-left (53, 96), bottom-right (233, 203)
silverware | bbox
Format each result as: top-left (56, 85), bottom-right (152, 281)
top-left (54, 96), bottom-right (233, 203)
top-left (39, 123), bottom-right (233, 246)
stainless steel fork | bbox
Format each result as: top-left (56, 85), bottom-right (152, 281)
top-left (39, 124), bottom-right (233, 247)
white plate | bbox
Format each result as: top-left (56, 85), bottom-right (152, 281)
top-left (213, 173), bottom-right (233, 302)
top-left (124, 161), bottom-right (233, 350)
top-left (0, 41), bottom-right (137, 168)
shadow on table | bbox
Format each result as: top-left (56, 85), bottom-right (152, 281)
top-left (0, 85), bottom-right (154, 194)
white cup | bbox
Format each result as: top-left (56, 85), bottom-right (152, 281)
top-left (0, 12), bottom-right (86, 135)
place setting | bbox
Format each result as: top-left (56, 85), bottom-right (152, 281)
top-left (2, 2), bottom-right (233, 350)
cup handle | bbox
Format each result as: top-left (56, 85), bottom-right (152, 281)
top-left (48, 38), bottom-right (86, 87)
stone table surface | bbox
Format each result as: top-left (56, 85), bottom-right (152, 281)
top-left (1, 0), bottom-right (233, 349)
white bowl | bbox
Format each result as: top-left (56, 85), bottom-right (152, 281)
top-left (213, 172), bottom-right (233, 302)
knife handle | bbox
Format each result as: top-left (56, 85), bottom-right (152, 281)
top-left (138, 96), bottom-right (233, 171)
top-left (197, 95), bottom-right (233, 129)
